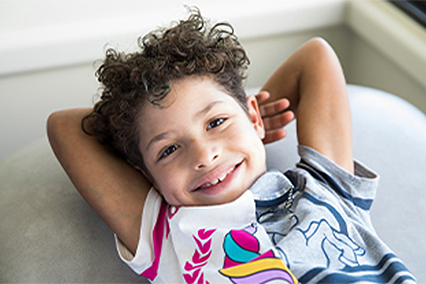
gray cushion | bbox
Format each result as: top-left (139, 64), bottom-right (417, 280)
top-left (0, 138), bottom-right (145, 283)
top-left (1, 85), bottom-right (425, 282)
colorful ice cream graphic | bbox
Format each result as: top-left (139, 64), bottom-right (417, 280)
top-left (220, 225), bottom-right (298, 284)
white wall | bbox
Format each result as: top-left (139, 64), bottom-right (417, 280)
top-left (0, 64), bottom-right (98, 157)
top-left (345, 0), bottom-right (426, 114)
top-left (0, 0), bottom-right (345, 76)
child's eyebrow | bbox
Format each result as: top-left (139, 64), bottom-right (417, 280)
top-left (146, 131), bottom-right (173, 152)
top-left (195, 100), bottom-right (225, 120)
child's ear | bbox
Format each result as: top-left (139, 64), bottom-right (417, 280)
top-left (246, 95), bottom-right (265, 140)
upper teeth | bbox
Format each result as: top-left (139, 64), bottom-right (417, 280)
top-left (199, 167), bottom-right (234, 189)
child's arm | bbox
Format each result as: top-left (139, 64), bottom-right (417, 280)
top-left (261, 38), bottom-right (354, 174)
top-left (47, 108), bottom-right (150, 255)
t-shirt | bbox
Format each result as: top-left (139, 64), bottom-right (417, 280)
top-left (253, 146), bottom-right (416, 283)
top-left (115, 146), bottom-right (416, 283)
top-left (116, 185), bottom-right (297, 283)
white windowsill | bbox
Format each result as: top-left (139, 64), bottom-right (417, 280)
top-left (0, 0), bottom-right (425, 93)
top-left (0, 0), bottom-right (346, 76)
top-left (347, 0), bottom-right (426, 91)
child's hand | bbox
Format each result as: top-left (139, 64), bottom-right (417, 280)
top-left (255, 91), bottom-right (295, 144)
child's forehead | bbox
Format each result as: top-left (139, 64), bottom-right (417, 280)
top-left (137, 78), bottom-right (248, 135)
top-left (147, 76), bottom-right (241, 112)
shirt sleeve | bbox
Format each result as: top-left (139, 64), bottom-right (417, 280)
top-left (115, 188), bottom-right (165, 275)
top-left (297, 145), bottom-right (379, 210)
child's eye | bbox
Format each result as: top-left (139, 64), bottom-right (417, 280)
top-left (159, 144), bottom-right (179, 160)
top-left (207, 118), bottom-right (226, 130)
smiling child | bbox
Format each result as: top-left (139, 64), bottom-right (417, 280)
top-left (47, 7), bottom-right (416, 284)
top-left (137, 76), bottom-right (267, 206)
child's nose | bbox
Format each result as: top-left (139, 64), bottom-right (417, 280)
top-left (191, 140), bottom-right (220, 170)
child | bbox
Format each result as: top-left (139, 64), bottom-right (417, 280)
top-left (47, 8), bottom-right (416, 283)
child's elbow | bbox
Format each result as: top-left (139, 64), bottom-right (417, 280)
top-left (304, 37), bottom-right (343, 74)
top-left (46, 111), bottom-right (71, 153)
top-left (306, 37), bottom-right (335, 56)
top-left (47, 111), bottom-right (63, 142)
top-left (46, 108), bottom-right (89, 150)
top-left (307, 37), bottom-right (329, 47)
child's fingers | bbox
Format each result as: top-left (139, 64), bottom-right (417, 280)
top-left (263, 128), bottom-right (287, 144)
top-left (259, 98), bottom-right (291, 118)
top-left (254, 91), bottom-right (270, 105)
top-left (262, 109), bottom-right (295, 131)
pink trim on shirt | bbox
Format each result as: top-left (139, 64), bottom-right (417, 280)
top-left (141, 200), bottom-right (168, 280)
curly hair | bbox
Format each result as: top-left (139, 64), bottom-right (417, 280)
top-left (82, 7), bottom-right (250, 170)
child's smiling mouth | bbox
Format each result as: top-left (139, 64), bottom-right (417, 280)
top-left (192, 160), bottom-right (243, 192)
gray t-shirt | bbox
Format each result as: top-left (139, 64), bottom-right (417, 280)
top-left (251, 145), bottom-right (416, 283)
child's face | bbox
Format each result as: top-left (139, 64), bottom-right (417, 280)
top-left (137, 76), bottom-right (266, 206)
